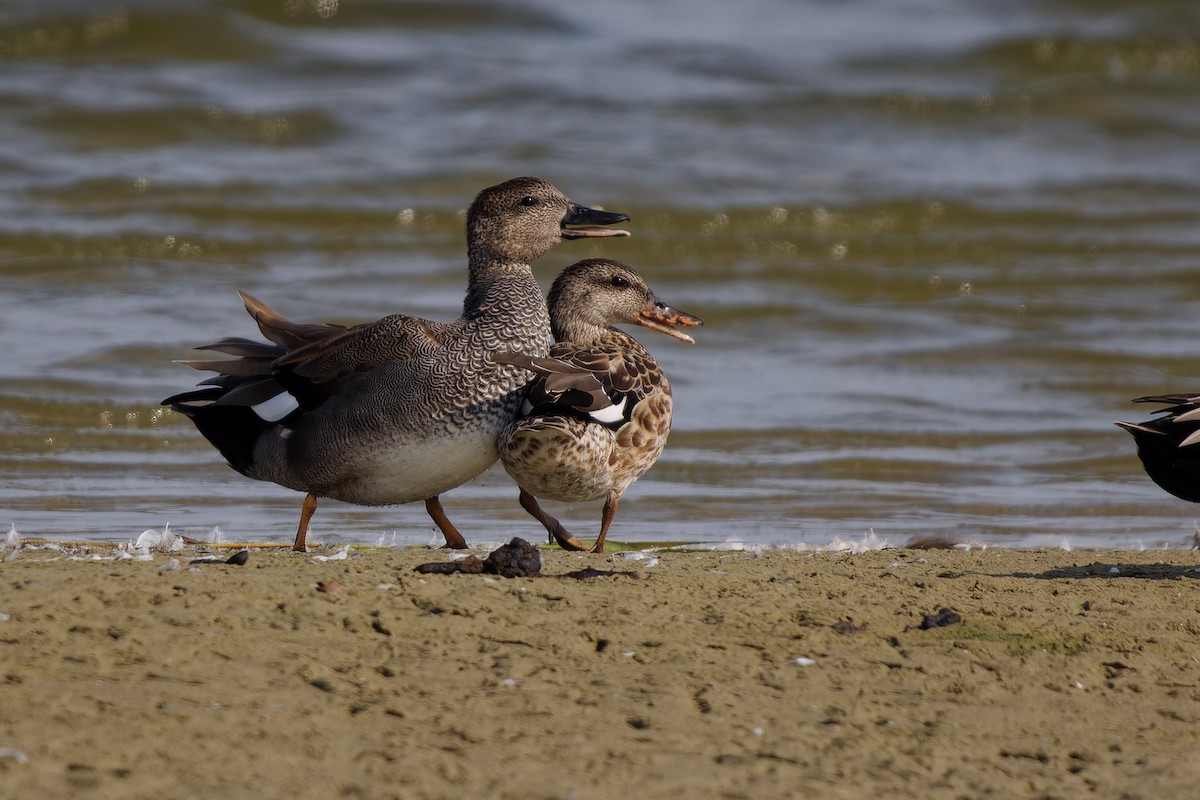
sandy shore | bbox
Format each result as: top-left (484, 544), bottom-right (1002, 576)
top-left (2, 542), bottom-right (1200, 799)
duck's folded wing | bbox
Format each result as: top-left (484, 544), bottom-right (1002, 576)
top-left (496, 345), bottom-right (662, 429)
top-left (272, 313), bottom-right (446, 383)
top-left (558, 346), bottom-right (663, 398)
top-left (167, 298), bottom-right (448, 422)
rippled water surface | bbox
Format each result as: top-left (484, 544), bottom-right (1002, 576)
top-left (4, 0), bottom-right (1200, 548)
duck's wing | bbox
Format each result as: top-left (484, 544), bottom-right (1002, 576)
top-left (239, 291), bottom-right (349, 350)
top-left (271, 312), bottom-right (448, 384)
top-left (242, 290), bottom-right (451, 383)
top-left (496, 343), bottom-right (663, 430)
top-left (167, 294), bottom-right (451, 421)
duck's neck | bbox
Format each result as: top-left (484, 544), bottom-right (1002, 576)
top-left (551, 317), bottom-right (633, 348)
top-left (462, 258), bottom-right (547, 330)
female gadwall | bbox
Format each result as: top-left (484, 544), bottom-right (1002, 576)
top-left (496, 258), bottom-right (703, 553)
top-left (164, 178), bottom-right (629, 551)
top-left (1117, 394), bottom-right (1200, 502)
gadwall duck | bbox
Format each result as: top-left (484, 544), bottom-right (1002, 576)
top-left (164, 178), bottom-right (630, 551)
top-left (495, 258), bottom-right (703, 553)
top-left (1117, 394), bottom-right (1200, 502)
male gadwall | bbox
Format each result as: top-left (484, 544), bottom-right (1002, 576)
top-left (164, 178), bottom-right (629, 551)
top-left (495, 258), bottom-right (703, 553)
top-left (1117, 394), bottom-right (1200, 502)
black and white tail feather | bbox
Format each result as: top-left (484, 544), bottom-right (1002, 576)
top-left (1116, 392), bottom-right (1200, 504)
top-left (163, 292), bottom-right (347, 475)
top-left (163, 338), bottom-right (306, 474)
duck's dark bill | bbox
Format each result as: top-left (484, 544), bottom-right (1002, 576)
top-left (561, 202), bottom-right (631, 239)
top-left (637, 303), bottom-right (704, 344)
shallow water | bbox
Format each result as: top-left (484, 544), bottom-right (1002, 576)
top-left (3, 0), bottom-right (1200, 549)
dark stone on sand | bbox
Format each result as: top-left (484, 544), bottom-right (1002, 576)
top-left (226, 550), bottom-right (249, 565)
top-left (483, 537), bottom-right (542, 578)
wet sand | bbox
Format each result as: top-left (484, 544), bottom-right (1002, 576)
top-left (2, 543), bottom-right (1199, 799)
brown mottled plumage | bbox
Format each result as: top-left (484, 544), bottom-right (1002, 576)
top-left (163, 178), bottom-right (629, 551)
top-left (496, 259), bottom-right (703, 553)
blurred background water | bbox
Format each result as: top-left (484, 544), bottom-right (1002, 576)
top-left (3, 0), bottom-right (1200, 549)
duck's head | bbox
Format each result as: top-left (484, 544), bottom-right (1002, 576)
top-left (467, 177), bottom-right (630, 266)
top-left (548, 258), bottom-right (704, 344)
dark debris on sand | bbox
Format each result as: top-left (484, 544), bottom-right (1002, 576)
top-left (918, 607), bottom-right (962, 629)
top-left (415, 538), bottom-right (641, 580)
top-left (189, 549), bottom-right (249, 566)
top-left (561, 567), bottom-right (639, 580)
top-left (415, 537), bottom-right (542, 578)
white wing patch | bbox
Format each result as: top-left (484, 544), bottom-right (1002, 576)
top-left (588, 397), bottom-right (628, 425)
top-left (252, 391), bottom-right (300, 423)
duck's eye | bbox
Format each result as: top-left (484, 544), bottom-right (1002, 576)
top-left (610, 275), bottom-right (629, 288)
top-left (519, 196), bottom-right (538, 207)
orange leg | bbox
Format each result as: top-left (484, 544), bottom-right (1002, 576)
top-left (292, 492), bottom-right (318, 552)
top-left (590, 491), bottom-right (621, 554)
top-left (425, 496), bottom-right (468, 549)
top-left (519, 489), bottom-right (587, 551)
